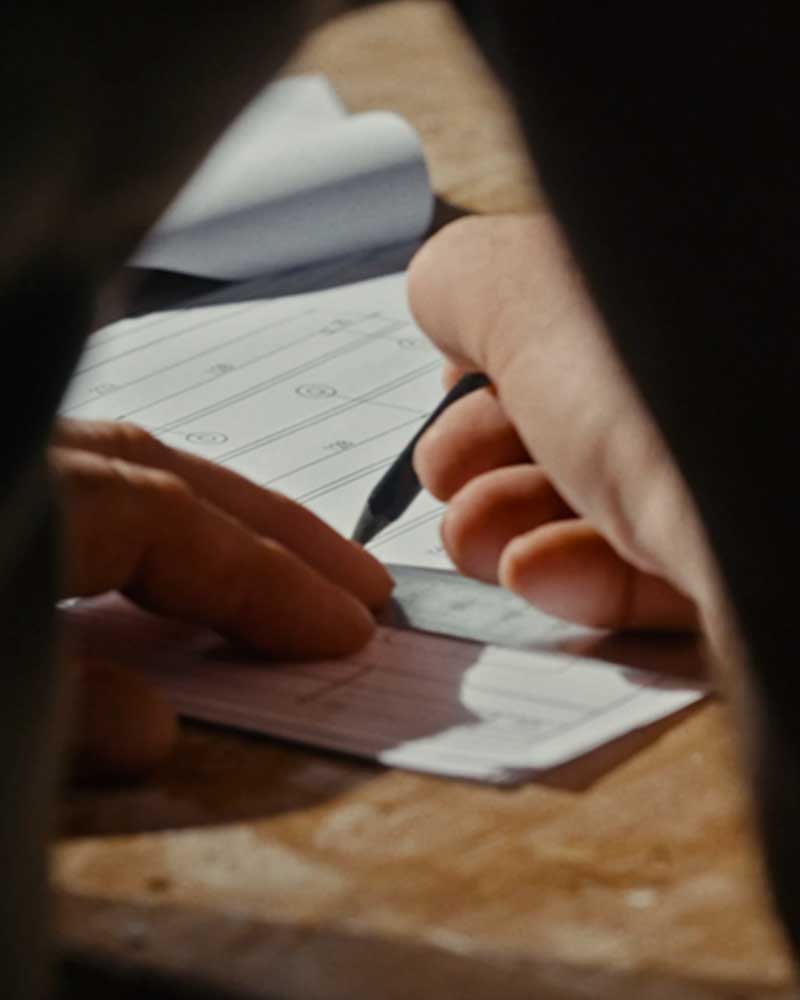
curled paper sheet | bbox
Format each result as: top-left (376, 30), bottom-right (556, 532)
top-left (133, 76), bottom-right (433, 281)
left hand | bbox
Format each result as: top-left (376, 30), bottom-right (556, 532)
top-left (51, 416), bottom-right (394, 778)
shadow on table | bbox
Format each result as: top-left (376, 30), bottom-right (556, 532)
top-left (58, 589), bottom-right (487, 840)
top-left (59, 718), bottom-right (385, 840)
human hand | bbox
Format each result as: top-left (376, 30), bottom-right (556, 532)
top-left (51, 417), bottom-right (393, 778)
top-left (408, 214), bottom-right (716, 632)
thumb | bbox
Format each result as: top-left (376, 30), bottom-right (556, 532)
top-left (66, 655), bottom-right (177, 781)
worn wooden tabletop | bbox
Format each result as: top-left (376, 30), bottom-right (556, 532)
top-left (53, 4), bottom-right (799, 997)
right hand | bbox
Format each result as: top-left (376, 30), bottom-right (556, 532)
top-left (408, 214), bottom-right (718, 632)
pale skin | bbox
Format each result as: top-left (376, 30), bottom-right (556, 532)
top-left (408, 213), bottom-right (722, 640)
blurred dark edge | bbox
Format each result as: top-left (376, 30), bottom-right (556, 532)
top-left (56, 952), bottom-right (272, 1000)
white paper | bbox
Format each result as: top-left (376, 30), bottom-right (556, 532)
top-left (63, 263), bottom-right (453, 569)
top-left (64, 595), bottom-right (705, 784)
top-left (133, 75), bottom-right (433, 280)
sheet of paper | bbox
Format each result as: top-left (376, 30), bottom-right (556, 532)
top-left (64, 595), bottom-right (705, 784)
top-left (63, 258), bottom-right (454, 569)
top-left (133, 75), bottom-right (433, 280)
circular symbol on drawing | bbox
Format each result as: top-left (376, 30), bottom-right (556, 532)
top-left (186, 431), bottom-right (228, 445)
top-left (296, 384), bottom-right (337, 399)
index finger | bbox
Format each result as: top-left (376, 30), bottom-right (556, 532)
top-left (51, 447), bottom-right (377, 659)
top-left (53, 418), bottom-right (394, 611)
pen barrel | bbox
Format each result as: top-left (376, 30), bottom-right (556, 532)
top-left (370, 439), bottom-right (423, 521)
top-left (360, 372), bottom-right (490, 537)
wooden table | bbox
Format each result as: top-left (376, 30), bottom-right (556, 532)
top-left (53, 4), bottom-right (799, 997)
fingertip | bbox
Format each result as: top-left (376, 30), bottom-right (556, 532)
top-left (348, 544), bottom-right (395, 610)
top-left (499, 521), bottom-right (626, 628)
top-left (286, 584), bottom-right (377, 659)
top-left (234, 547), bottom-right (379, 660)
top-left (412, 422), bottom-right (455, 501)
top-left (499, 521), bottom-right (697, 631)
top-left (498, 530), bottom-right (558, 607)
top-left (439, 494), bottom-right (498, 584)
top-left (338, 595), bottom-right (378, 653)
top-left (440, 465), bottom-right (572, 584)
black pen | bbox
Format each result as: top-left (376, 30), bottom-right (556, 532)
top-left (352, 371), bottom-right (491, 546)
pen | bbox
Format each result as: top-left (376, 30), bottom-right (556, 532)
top-left (352, 371), bottom-right (491, 546)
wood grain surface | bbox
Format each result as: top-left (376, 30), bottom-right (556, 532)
top-left (53, 4), bottom-right (799, 997)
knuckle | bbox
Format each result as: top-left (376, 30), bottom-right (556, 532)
top-left (125, 464), bottom-right (194, 510)
top-left (408, 217), bottom-right (487, 299)
top-left (440, 503), bottom-right (471, 565)
top-left (412, 429), bottom-right (452, 500)
top-left (106, 421), bottom-right (169, 465)
top-left (440, 489), bottom-right (500, 578)
top-left (54, 449), bottom-right (122, 502)
top-left (433, 214), bottom-right (495, 252)
top-left (89, 459), bottom-right (196, 533)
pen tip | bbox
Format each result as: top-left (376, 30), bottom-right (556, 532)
top-left (352, 509), bottom-right (390, 547)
